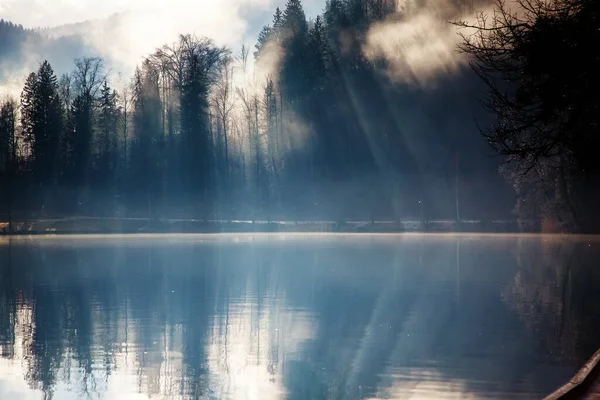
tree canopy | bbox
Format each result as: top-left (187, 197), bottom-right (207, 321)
top-left (456, 0), bottom-right (600, 232)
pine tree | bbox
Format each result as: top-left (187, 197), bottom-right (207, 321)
top-left (177, 36), bottom-right (226, 214)
top-left (181, 43), bottom-right (210, 201)
top-left (131, 64), bottom-right (159, 190)
top-left (20, 61), bottom-right (63, 185)
top-left (97, 81), bottom-right (119, 186)
top-left (272, 7), bottom-right (283, 34)
top-left (282, 0), bottom-right (308, 37)
top-left (0, 98), bottom-right (17, 174)
top-left (20, 72), bottom-right (37, 149)
top-left (324, 0), bottom-right (349, 30)
top-left (0, 98), bottom-right (18, 232)
top-left (279, 0), bottom-right (309, 103)
top-left (307, 16), bottom-right (332, 92)
top-left (38, 61), bottom-right (63, 185)
top-left (263, 79), bottom-right (278, 162)
top-left (254, 25), bottom-right (272, 60)
top-left (270, 7), bottom-right (284, 46)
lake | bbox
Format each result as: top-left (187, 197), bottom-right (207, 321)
top-left (0, 234), bottom-right (599, 399)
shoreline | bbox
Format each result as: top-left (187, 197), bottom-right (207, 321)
top-left (0, 217), bottom-right (555, 236)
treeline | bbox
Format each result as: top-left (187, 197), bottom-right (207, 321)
top-left (0, 20), bottom-right (35, 55)
top-left (0, 0), bottom-right (509, 223)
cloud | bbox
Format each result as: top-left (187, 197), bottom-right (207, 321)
top-left (0, 0), bottom-right (283, 75)
top-left (362, 0), bottom-right (489, 87)
top-left (0, 0), bottom-right (286, 96)
top-left (68, 1), bottom-right (271, 70)
top-left (1, 0), bottom-right (268, 29)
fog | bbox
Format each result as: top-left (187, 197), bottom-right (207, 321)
top-left (3, 0), bottom-right (590, 233)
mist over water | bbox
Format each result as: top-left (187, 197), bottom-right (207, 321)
top-left (1, 234), bottom-right (599, 399)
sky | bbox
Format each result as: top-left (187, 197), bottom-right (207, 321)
top-left (0, 0), bottom-right (323, 31)
top-left (0, 0), bottom-right (323, 85)
top-left (0, 0), bottom-right (484, 94)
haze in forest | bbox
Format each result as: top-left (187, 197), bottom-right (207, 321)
top-left (1, 0), bottom-right (598, 233)
top-left (2, 0), bottom-right (509, 230)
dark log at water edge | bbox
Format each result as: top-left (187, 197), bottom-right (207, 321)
top-left (545, 348), bottom-right (600, 400)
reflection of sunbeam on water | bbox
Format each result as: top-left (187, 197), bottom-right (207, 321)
top-left (207, 293), bottom-right (317, 399)
top-left (0, 278), bottom-right (317, 400)
top-left (366, 368), bottom-right (475, 400)
top-left (0, 304), bottom-right (35, 398)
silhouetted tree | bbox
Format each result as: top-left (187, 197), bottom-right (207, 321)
top-left (254, 26), bottom-right (272, 60)
top-left (96, 81), bottom-right (119, 187)
top-left (212, 54), bottom-right (236, 192)
top-left (130, 63), bottom-right (162, 215)
top-left (0, 99), bottom-right (17, 174)
top-left (455, 0), bottom-right (600, 232)
top-left (70, 58), bottom-right (104, 188)
top-left (20, 61), bottom-right (63, 187)
top-left (177, 36), bottom-right (227, 216)
top-left (0, 97), bottom-right (18, 231)
top-left (280, 0), bottom-right (309, 102)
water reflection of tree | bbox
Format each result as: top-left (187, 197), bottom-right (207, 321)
top-left (0, 243), bottom-right (219, 398)
top-left (502, 237), bottom-right (600, 365)
top-left (0, 239), bottom-right (436, 399)
top-left (279, 239), bottom-right (436, 400)
top-left (0, 240), bottom-right (16, 360)
top-left (3, 237), bottom-right (593, 399)
top-left (0, 240), bottom-right (317, 399)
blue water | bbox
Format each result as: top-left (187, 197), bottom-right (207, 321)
top-left (0, 234), bottom-right (598, 399)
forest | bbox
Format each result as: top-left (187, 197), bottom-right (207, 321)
top-left (1, 0), bottom-right (598, 232)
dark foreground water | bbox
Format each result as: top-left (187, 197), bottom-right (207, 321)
top-left (1, 234), bottom-right (599, 399)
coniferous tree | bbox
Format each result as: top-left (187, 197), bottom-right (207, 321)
top-left (0, 98), bottom-right (18, 231)
top-left (263, 79), bottom-right (278, 164)
top-left (96, 81), bottom-right (119, 187)
top-left (0, 99), bottom-right (17, 174)
top-left (263, 79), bottom-right (280, 213)
top-left (254, 26), bottom-right (272, 59)
top-left (282, 0), bottom-right (308, 37)
top-left (306, 15), bottom-right (335, 174)
top-left (307, 16), bottom-right (332, 91)
top-left (130, 64), bottom-right (162, 209)
top-left (272, 7), bottom-right (284, 38)
top-left (280, 0), bottom-right (309, 102)
top-left (20, 61), bottom-right (63, 186)
top-left (177, 36), bottom-right (226, 215)
top-left (19, 72), bottom-right (37, 152)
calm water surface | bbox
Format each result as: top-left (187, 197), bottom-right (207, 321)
top-left (1, 234), bottom-right (600, 399)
